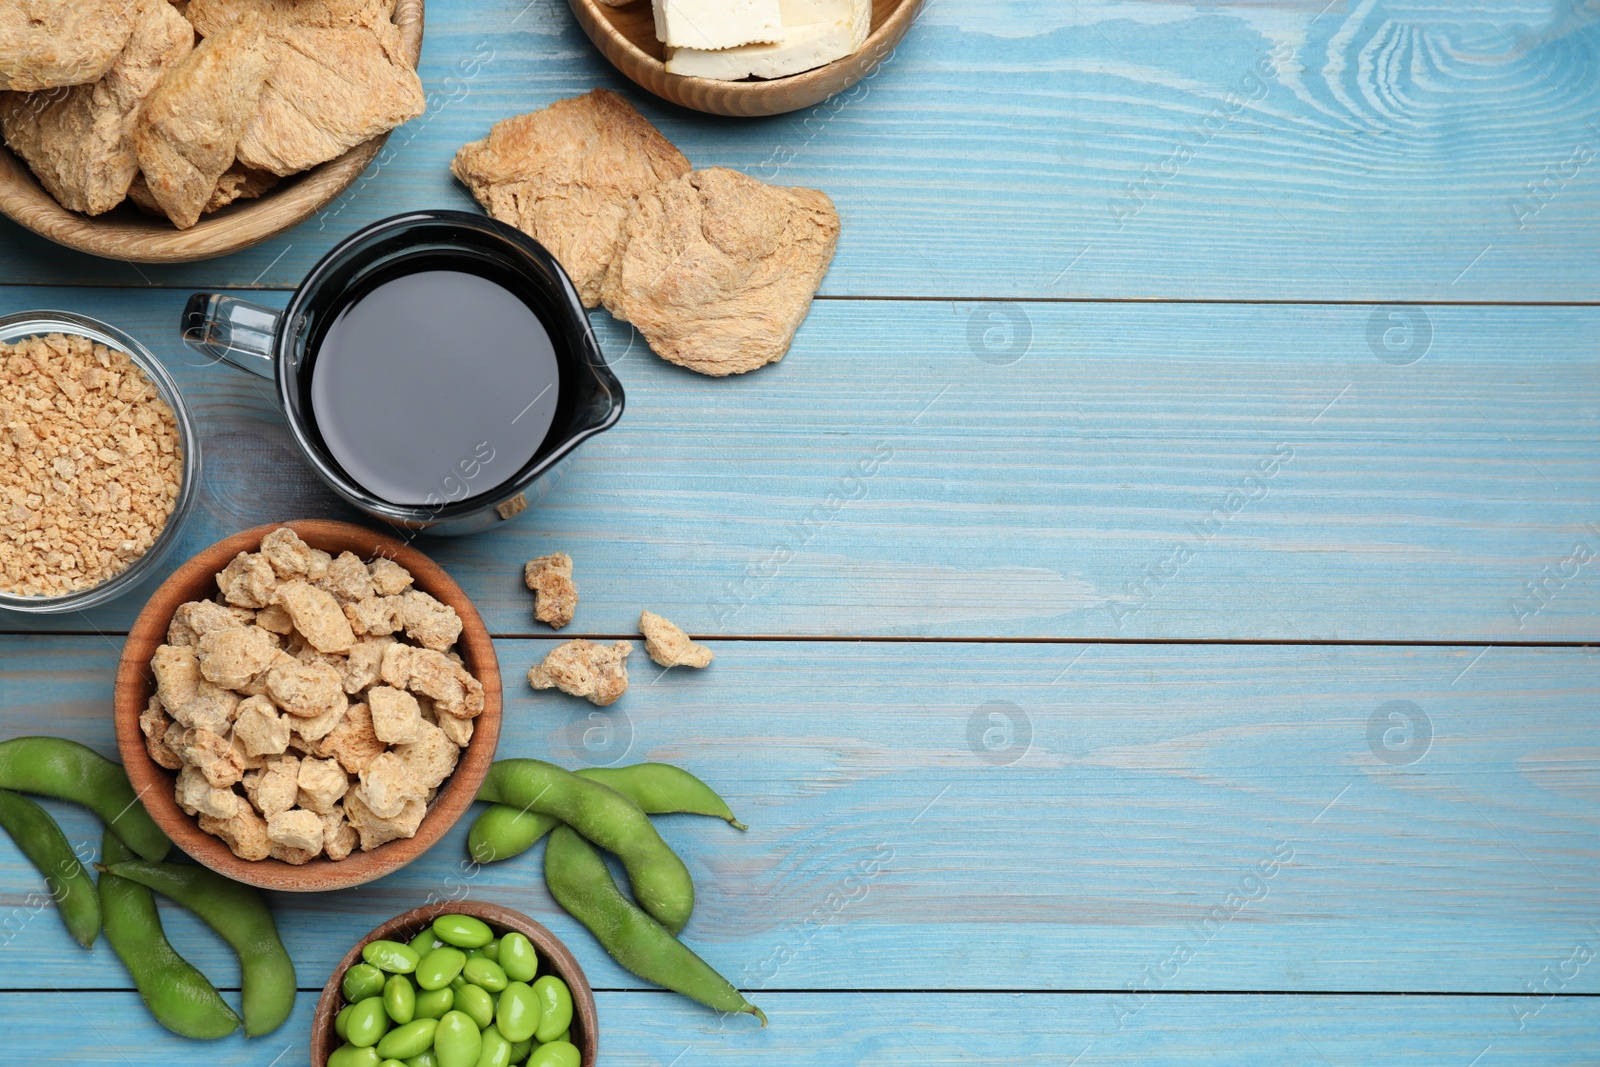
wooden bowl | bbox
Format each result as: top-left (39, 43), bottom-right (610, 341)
top-left (112, 519), bottom-right (502, 892)
top-left (568, 0), bottom-right (924, 117)
top-left (310, 901), bottom-right (599, 1067)
top-left (0, 0), bottom-right (423, 263)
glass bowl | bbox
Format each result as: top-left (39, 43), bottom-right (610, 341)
top-left (0, 311), bottom-right (201, 614)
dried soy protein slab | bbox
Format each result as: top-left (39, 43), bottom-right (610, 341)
top-left (451, 90), bottom-right (691, 308)
top-left (601, 167), bottom-right (840, 376)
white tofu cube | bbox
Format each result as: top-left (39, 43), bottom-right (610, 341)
top-left (665, 15), bottom-right (863, 81)
top-left (653, 0), bottom-right (785, 51)
top-left (781, 0), bottom-right (869, 47)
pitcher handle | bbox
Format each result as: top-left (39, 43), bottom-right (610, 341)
top-left (181, 293), bottom-right (280, 379)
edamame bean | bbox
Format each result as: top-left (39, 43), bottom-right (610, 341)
top-left (498, 933), bottom-right (537, 983)
top-left (551, 1030), bottom-right (568, 1045)
top-left (478, 760), bottom-right (695, 933)
top-left (385, 973), bottom-right (417, 1024)
top-left (345, 995), bottom-right (391, 1048)
top-left (481, 937), bottom-right (501, 963)
top-left (98, 830), bottom-right (239, 1039)
top-left (433, 1010), bottom-right (483, 1067)
top-left (507, 1038), bottom-right (532, 1063)
top-left (463, 957), bottom-right (507, 992)
top-left (469, 763), bottom-right (745, 865)
top-left (106, 859), bottom-right (296, 1036)
top-left (455, 983), bottom-right (495, 1030)
top-left (415, 986), bottom-right (454, 1019)
top-left (434, 914), bottom-right (493, 948)
top-left (328, 1044), bottom-right (384, 1067)
top-left (344, 963), bottom-right (387, 1002)
top-left (474, 1023), bottom-right (512, 1067)
top-left (404, 1051), bottom-right (440, 1067)
top-left (0, 737), bottom-right (169, 861)
top-left (380, 1061), bottom-right (409, 1067)
top-left (451, 975), bottom-right (467, 991)
top-left (464, 948), bottom-right (485, 962)
top-left (375, 1018), bottom-right (439, 1059)
top-left (409, 928), bottom-right (442, 955)
top-left (0, 789), bottom-right (98, 947)
top-left (336, 1005), bottom-right (354, 1040)
top-left (364, 940), bottom-right (421, 974)
top-left (495, 981), bottom-right (539, 1043)
top-left (530, 977), bottom-right (570, 1043)
top-left (416, 946), bottom-right (467, 990)
top-left (543, 826), bottom-right (764, 1024)
top-left (526, 1041), bottom-right (580, 1067)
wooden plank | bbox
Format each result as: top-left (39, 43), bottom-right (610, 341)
top-left (2, 992), bottom-right (1599, 1066)
top-left (3, 637), bottom-right (1597, 993)
top-left (3, 287), bottom-right (1597, 641)
top-left (2, 1), bottom-right (1599, 299)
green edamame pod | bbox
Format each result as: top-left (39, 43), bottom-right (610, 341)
top-left (530, 977), bottom-right (570, 1044)
top-left (105, 859), bottom-right (295, 1036)
top-left (469, 763), bottom-right (744, 865)
top-left (466, 806), bottom-right (558, 864)
top-left (527, 1041), bottom-right (580, 1067)
top-left (544, 826), bottom-right (764, 1024)
top-left (0, 737), bottom-right (168, 861)
top-left (0, 788), bottom-right (98, 947)
top-left (98, 830), bottom-right (240, 1039)
top-left (578, 764), bottom-right (746, 829)
top-left (478, 760), bottom-right (694, 932)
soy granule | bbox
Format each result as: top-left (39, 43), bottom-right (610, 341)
top-left (0, 332), bottom-right (182, 597)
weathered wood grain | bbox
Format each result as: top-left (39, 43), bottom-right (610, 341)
top-left (1, 0), bottom-right (1597, 298)
top-left (1, 288), bottom-right (1595, 641)
top-left (3, 638), bottom-right (1596, 993)
top-left (3, 991), bottom-right (1598, 1065)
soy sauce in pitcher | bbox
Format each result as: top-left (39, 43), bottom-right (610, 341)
top-left (307, 268), bottom-right (562, 507)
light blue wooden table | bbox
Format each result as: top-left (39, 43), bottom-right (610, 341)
top-left (4, 2), bottom-right (1599, 1062)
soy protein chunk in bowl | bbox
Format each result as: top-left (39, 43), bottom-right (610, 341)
top-left (0, 332), bottom-right (182, 597)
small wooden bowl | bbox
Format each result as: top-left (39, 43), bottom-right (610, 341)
top-left (311, 901), bottom-right (599, 1067)
top-left (112, 519), bottom-right (502, 893)
top-left (568, 0), bottom-right (924, 117)
top-left (0, 0), bottom-right (423, 263)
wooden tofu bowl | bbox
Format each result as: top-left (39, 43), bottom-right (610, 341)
top-left (0, 0), bottom-right (423, 263)
top-left (112, 519), bottom-right (501, 892)
top-left (311, 901), bottom-right (599, 1067)
top-left (568, 0), bottom-right (924, 117)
